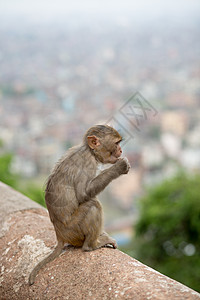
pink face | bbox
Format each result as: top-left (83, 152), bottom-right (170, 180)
top-left (108, 139), bottom-right (122, 164)
top-left (113, 141), bottom-right (122, 157)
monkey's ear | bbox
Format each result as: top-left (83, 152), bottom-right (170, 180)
top-left (87, 135), bottom-right (100, 149)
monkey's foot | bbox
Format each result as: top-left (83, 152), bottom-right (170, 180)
top-left (102, 240), bottom-right (118, 249)
top-left (99, 232), bottom-right (118, 249)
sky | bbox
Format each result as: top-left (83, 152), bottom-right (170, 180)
top-left (0, 0), bottom-right (200, 23)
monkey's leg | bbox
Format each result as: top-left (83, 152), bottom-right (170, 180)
top-left (81, 201), bottom-right (103, 251)
top-left (80, 201), bottom-right (117, 251)
top-left (83, 229), bottom-right (117, 251)
top-left (58, 199), bottom-right (102, 251)
top-left (29, 240), bottom-right (64, 285)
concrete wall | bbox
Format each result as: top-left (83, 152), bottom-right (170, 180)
top-left (0, 181), bottom-right (199, 299)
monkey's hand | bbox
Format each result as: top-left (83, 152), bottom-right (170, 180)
top-left (115, 157), bottom-right (130, 175)
top-left (85, 158), bottom-right (130, 198)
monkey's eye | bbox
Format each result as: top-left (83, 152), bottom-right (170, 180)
top-left (115, 140), bottom-right (122, 145)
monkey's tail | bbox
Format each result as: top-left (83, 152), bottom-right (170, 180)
top-left (29, 241), bottom-right (64, 285)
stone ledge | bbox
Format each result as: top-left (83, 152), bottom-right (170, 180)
top-left (0, 181), bottom-right (41, 225)
top-left (0, 181), bottom-right (199, 299)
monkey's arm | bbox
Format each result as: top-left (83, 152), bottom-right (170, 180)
top-left (85, 168), bottom-right (118, 198)
top-left (74, 158), bottom-right (129, 203)
top-left (86, 158), bottom-right (130, 198)
top-left (75, 168), bottom-right (116, 202)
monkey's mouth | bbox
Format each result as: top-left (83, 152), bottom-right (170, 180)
top-left (111, 151), bottom-right (121, 159)
top-left (108, 153), bottom-right (119, 164)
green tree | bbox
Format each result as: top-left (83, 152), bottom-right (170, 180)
top-left (0, 152), bottom-right (19, 188)
top-left (129, 173), bottom-right (200, 292)
top-left (0, 141), bottom-right (45, 207)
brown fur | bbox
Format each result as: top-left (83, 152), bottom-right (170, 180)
top-left (29, 125), bottom-right (130, 285)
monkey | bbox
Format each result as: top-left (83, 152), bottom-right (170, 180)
top-left (29, 125), bottom-right (130, 285)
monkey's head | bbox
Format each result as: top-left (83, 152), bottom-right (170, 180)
top-left (85, 125), bottom-right (123, 164)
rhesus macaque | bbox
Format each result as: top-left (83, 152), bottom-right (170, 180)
top-left (29, 125), bottom-right (130, 285)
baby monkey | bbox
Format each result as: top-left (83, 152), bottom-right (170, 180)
top-left (29, 125), bottom-right (130, 285)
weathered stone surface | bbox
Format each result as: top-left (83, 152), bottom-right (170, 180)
top-left (0, 182), bottom-right (199, 299)
top-left (0, 181), bottom-right (41, 232)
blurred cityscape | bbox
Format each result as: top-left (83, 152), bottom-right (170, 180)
top-left (0, 6), bottom-right (200, 243)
